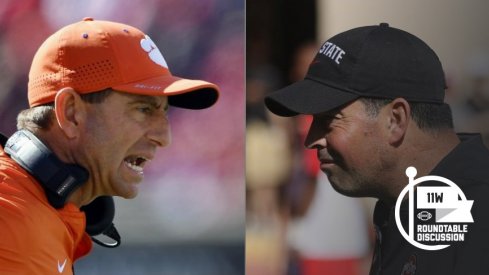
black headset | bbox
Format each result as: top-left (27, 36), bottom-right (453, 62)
top-left (2, 130), bottom-right (121, 248)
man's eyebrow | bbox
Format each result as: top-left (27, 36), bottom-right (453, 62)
top-left (128, 95), bottom-right (167, 110)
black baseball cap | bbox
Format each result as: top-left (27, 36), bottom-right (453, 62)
top-left (265, 23), bottom-right (447, 116)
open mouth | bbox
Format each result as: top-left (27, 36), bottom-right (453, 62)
top-left (124, 155), bottom-right (149, 174)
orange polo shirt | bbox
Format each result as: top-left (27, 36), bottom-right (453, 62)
top-left (0, 146), bottom-right (92, 274)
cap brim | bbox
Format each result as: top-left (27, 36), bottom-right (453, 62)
top-left (113, 75), bottom-right (219, 110)
top-left (264, 79), bottom-right (359, 116)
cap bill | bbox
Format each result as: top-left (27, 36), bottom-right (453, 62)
top-left (113, 75), bottom-right (219, 109)
top-left (264, 79), bottom-right (359, 116)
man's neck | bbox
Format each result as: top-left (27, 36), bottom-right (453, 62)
top-left (382, 129), bottom-right (460, 204)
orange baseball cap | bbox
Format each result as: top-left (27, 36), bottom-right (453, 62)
top-left (28, 17), bottom-right (219, 109)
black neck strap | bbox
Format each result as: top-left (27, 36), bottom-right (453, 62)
top-left (2, 130), bottom-right (121, 248)
top-left (4, 130), bottom-right (88, 209)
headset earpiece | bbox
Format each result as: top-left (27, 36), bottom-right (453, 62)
top-left (81, 196), bottom-right (121, 247)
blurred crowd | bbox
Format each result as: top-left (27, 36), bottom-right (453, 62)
top-left (246, 41), bottom-right (374, 275)
top-left (0, 0), bottom-right (244, 274)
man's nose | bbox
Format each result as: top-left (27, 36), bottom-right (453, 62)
top-left (147, 114), bottom-right (171, 147)
top-left (304, 122), bottom-right (327, 149)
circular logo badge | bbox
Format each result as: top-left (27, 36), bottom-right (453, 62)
top-left (395, 167), bottom-right (473, 250)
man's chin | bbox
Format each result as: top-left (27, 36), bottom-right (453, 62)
top-left (319, 161), bottom-right (382, 199)
top-left (113, 180), bottom-right (140, 199)
top-left (328, 179), bottom-right (376, 198)
top-left (123, 185), bottom-right (139, 199)
top-left (118, 191), bottom-right (138, 200)
top-left (326, 174), bottom-right (364, 198)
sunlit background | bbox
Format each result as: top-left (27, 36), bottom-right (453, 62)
top-left (0, 0), bottom-right (244, 274)
top-left (247, 0), bottom-right (489, 275)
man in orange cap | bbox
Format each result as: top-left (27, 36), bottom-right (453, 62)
top-left (0, 18), bottom-right (219, 274)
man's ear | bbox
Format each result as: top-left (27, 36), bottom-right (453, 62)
top-left (386, 98), bottom-right (411, 146)
top-left (54, 87), bottom-right (85, 139)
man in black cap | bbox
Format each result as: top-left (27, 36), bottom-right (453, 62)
top-left (265, 23), bottom-right (489, 275)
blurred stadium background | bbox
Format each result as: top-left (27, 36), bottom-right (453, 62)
top-left (247, 1), bottom-right (489, 275)
top-left (0, 0), bottom-right (244, 274)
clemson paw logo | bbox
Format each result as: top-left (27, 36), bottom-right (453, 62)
top-left (140, 35), bottom-right (168, 68)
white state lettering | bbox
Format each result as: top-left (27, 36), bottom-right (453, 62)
top-left (335, 50), bottom-right (345, 64)
top-left (318, 41), bottom-right (346, 65)
top-left (322, 42), bottom-right (331, 54)
top-left (325, 45), bottom-right (336, 58)
top-left (331, 47), bottom-right (341, 57)
top-left (318, 42), bottom-right (327, 53)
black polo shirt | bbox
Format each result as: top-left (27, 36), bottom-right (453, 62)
top-left (370, 134), bottom-right (489, 275)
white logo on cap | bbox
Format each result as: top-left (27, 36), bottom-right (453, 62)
top-left (140, 35), bottom-right (168, 68)
top-left (318, 41), bottom-right (345, 65)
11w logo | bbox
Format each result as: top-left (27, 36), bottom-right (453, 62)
top-left (426, 192), bottom-right (443, 203)
top-left (395, 167), bottom-right (473, 250)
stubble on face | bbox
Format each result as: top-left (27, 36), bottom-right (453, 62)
top-left (313, 101), bottom-right (394, 198)
top-left (75, 92), bottom-right (169, 199)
